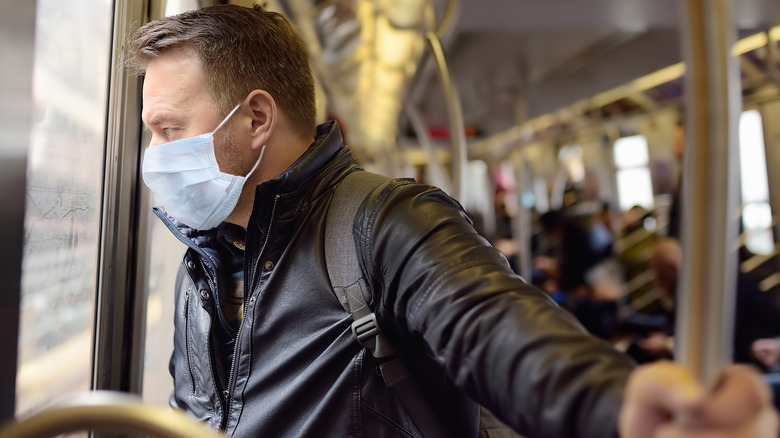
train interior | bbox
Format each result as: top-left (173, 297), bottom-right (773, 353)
top-left (2, 0), bottom-right (780, 436)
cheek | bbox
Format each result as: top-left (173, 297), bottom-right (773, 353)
top-left (214, 131), bottom-right (246, 176)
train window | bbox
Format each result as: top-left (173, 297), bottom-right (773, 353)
top-left (739, 109), bottom-right (773, 255)
top-left (613, 135), bottom-right (654, 211)
top-left (165, 0), bottom-right (200, 15)
top-left (141, 204), bottom-right (185, 406)
top-left (533, 177), bottom-right (550, 214)
top-left (16, 0), bottom-right (112, 417)
top-left (558, 145), bottom-right (585, 183)
top-left (461, 160), bottom-right (496, 237)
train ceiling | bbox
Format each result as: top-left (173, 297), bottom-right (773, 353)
top-left (249, 0), bottom-right (780, 167)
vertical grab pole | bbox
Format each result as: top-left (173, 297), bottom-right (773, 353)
top-left (676, 0), bottom-right (742, 383)
top-left (425, 31), bottom-right (467, 201)
top-left (512, 153), bottom-right (533, 281)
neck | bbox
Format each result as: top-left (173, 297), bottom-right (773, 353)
top-left (226, 131), bottom-right (315, 230)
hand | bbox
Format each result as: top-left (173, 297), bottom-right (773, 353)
top-left (752, 338), bottom-right (780, 369)
top-left (619, 362), bottom-right (778, 438)
top-left (637, 332), bottom-right (673, 358)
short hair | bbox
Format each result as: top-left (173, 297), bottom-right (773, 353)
top-left (128, 4), bottom-right (316, 139)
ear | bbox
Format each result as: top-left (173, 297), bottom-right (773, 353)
top-left (243, 90), bottom-right (276, 151)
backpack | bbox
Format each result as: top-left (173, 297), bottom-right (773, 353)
top-left (324, 170), bottom-right (523, 438)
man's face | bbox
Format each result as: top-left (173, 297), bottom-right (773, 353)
top-left (141, 47), bottom-right (244, 175)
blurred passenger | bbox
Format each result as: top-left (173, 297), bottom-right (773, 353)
top-left (531, 255), bottom-right (565, 304)
top-left (555, 200), bottom-right (621, 341)
top-left (535, 209), bottom-right (564, 258)
top-left (667, 122), bottom-right (685, 239)
top-left (753, 337), bottom-right (780, 371)
top-left (621, 238), bottom-right (679, 363)
top-left (558, 203), bottom-right (614, 292)
top-left (621, 237), bottom-right (780, 365)
top-left (619, 205), bottom-right (652, 236)
top-left (733, 272), bottom-right (780, 365)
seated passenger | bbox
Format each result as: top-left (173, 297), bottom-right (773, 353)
top-left (620, 238), bottom-right (679, 363)
top-left (621, 237), bottom-right (780, 365)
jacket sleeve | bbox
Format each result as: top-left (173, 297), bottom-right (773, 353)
top-left (354, 180), bottom-right (634, 438)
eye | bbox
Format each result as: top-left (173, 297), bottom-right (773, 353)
top-left (162, 127), bottom-right (177, 139)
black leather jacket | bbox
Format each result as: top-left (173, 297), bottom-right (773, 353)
top-left (156, 121), bottom-right (634, 438)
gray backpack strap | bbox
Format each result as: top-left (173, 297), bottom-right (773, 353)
top-left (325, 170), bottom-right (388, 311)
top-left (325, 170), bottom-right (449, 438)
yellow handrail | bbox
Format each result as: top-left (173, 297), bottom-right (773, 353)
top-left (0, 391), bottom-right (225, 438)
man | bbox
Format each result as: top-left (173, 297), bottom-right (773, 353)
top-left (129, 5), bottom-right (777, 438)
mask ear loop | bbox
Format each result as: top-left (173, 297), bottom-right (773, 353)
top-left (245, 145), bottom-right (266, 179)
top-left (212, 103), bottom-right (242, 134)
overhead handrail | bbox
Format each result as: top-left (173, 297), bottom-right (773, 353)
top-left (766, 28), bottom-right (780, 88)
top-left (740, 248), bottom-right (779, 274)
top-left (424, 0), bottom-right (458, 40)
top-left (0, 391), bottom-right (226, 438)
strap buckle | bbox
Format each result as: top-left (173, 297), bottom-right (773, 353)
top-left (351, 313), bottom-right (380, 345)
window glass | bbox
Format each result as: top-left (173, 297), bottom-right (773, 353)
top-left (17, 0), bottom-right (112, 416)
top-left (613, 135), bottom-right (654, 211)
top-left (558, 145), bottom-right (585, 183)
top-left (141, 205), bottom-right (185, 406)
top-left (616, 168), bottom-right (654, 211)
top-left (739, 110), bottom-right (773, 255)
top-left (739, 110), bottom-right (769, 204)
top-left (613, 135), bottom-right (649, 168)
top-left (533, 177), bottom-right (549, 214)
top-left (461, 160), bottom-right (494, 236)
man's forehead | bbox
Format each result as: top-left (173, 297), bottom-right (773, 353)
top-left (141, 49), bottom-right (208, 122)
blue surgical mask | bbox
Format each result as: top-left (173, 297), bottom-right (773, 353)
top-left (142, 104), bottom-right (265, 230)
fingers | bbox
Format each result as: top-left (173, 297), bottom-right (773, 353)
top-left (653, 407), bottom-right (779, 438)
top-left (619, 363), bottom-right (779, 438)
top-left (619, 362), bottom-right (706, 438)
top-left (693, 365), bottom-right (772, 428)
top-left (630, 365), bottom-right (779, 438)
top-left (628, 361), bottom-right (706, 410)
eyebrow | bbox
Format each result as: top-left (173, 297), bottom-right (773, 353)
top-left (143, 113), bottom-right (177, 131)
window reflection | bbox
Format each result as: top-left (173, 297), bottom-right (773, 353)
top-left (17, 0), bottom-right (111, 417)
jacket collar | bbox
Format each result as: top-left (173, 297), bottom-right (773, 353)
top-left (258, 120), bottom-right (343, 195)
top-left (248, 120), bottom-right (351, 222)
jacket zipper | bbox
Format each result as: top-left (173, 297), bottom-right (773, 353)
top-left (184, 287), bottom-right (196, 395)
top-left (221, 194), bottom-right (280, 430)
top-left (197, 256), bottom-right (228, 413)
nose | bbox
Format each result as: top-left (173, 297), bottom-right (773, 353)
top-left (148, 135), bottom-right (164, 148)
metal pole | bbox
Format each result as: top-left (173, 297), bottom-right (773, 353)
top-left (512, 153), bottom-right (533, 281)
top-left (675, 0), bottom-right (742, 383)
top-left (404, 105), bottom-right (454, 194)
top-left (0, 0), bottom-right (36, 421)
top-left (426, 31), bottom-right (467, 201)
